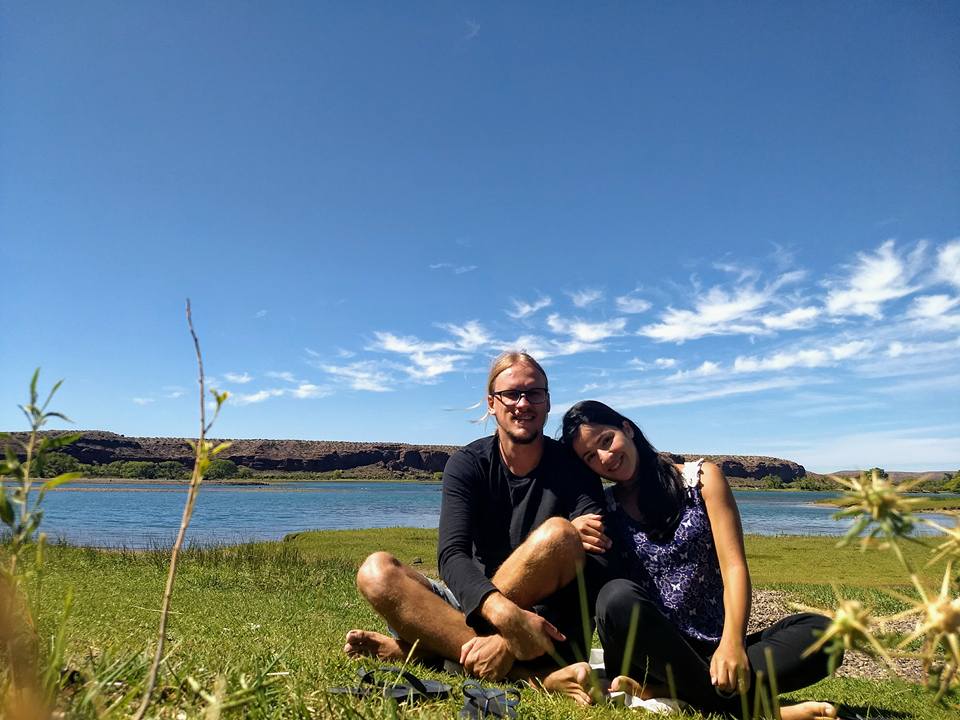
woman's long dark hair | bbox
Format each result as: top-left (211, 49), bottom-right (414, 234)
top-left (561, 400), bottom-right (687, 541)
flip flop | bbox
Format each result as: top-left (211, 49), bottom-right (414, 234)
top-left (329, 665), bottom-right (452, 703)
top-left (458, 680), bottom-right (520, 719)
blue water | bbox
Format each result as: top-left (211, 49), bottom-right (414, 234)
top-left (33, 483), bottom-right (957, 547)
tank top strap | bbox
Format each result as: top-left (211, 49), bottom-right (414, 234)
top-left (680, 458), bottom-right (705, 499)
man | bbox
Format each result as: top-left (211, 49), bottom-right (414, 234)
top-left (344, 351), bottom-right (609, 680)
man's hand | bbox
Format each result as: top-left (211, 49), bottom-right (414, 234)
top-left (710, 638), bottom-right (750, 695)
top-left (459, 635), bottom-right (514, 680)
top-left (571, 513), bottom-right (611, 554)
top-left (495, 604), bottom-right (566, 661)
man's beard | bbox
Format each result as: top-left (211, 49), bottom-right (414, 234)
top-left (500, 426), bottom-right (543, 445)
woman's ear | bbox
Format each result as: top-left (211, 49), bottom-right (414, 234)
top-left (622, 420), bottom-right (634, 439)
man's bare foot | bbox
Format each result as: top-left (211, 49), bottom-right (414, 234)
top-left (780, 702), bottom-right (837, 720)
top-left (343, 629), bottom-right (407, 661)
top-left (542, 661), bottom-right (599, 706)
top-left (609, 675), bottom-right (670, 700)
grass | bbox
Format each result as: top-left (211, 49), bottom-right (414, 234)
top-left (18, 531), bottom-right (959, 718)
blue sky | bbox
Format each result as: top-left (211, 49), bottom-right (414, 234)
top-left (2, 2), bottom-right (958, 472)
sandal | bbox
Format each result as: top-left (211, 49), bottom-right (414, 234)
top-left (459, 680), bottom-right (520, 718)
top-left (329, 665), bottom-right (452, 703)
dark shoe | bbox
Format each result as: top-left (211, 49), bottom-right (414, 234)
top-left (329, 665), bottom-right (452, 703)
top-left (458, 680), bottom-right (520, 718)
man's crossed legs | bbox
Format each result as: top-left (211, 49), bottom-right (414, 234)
top-left (344, 517), bottom-right (588, 680)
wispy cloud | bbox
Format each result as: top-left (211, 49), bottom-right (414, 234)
top-left (640, 271), bottom-right (804, 342)
top-left (760, 306), bottom-right (820, 330)
top-left (224, 372), bottom-right (253, 384)
top-left (655, 358), bottom-right (677, 369)
top-left (437, 320), bottom-right (492, 351)
top-left (231, 388), bottom-right (285, 406)
top-left (430, 262), bottom-right (478, 275)
top-left (371, 331), bottom-right (468, 382)
top-left (568, 288), bottom-right (603, 308)
top-left (506, 296), bottom-right (551, 319)
top-left (132, 397), bottom-right (155, 406)
top-left (937, 239), bottom-right (960, 287)
top-left (163, 386), bottom-right (185, 399)
top-left (254, 309), bottom-right (268, 318)
top-left (615, 293), bottom-right (652, 314)
top-left (546, 314), bottom-right (627, 343)
top-left (322, 361), bottom-right (393, 392)
top-left (291, 382), bottom-right (332, 399)
top-left (667, 361), bottom-right (721, 381)
top-left (824, 239), bottom-right (925, 318)
top-left (595, 376), bottom-right (812, 410)
top-left (734, 340), bottom-right (872, 373)
top-left (464, 19), bottom-right (480, 40)
top-left (266, 371), bottom-right (298, 383)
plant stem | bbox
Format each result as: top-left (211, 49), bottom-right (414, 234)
top-left (133, 300), bottom-right (207, 720)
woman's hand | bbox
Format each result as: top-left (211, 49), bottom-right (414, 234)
top-left (710, 638), bottom-right (750, 695)
top-left (571, 513), bottom-right (611, 554)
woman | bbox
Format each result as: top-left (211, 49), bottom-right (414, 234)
top-left (543, 401), bottom-right (838, 720)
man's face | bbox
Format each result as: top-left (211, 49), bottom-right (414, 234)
top-left (488, 361), bottom-right (550, 445)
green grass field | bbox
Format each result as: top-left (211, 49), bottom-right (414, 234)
top-left (19, 531), bottom-right (959, 718)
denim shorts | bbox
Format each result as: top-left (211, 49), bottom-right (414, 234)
top-left (387, 576), bottom-right (461, 639)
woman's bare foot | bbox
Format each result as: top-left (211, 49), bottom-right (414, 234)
top-left (541, 661), bottom-right (598, 706)
top-left (343, 629), bottom-right (407, 661)
top-left (609, 675), bottom-right (669, 700)
top-left (780, 701), bottom-right (837, 720)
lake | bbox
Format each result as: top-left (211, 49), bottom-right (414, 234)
top-left (34, 482), bottom-right (956, 547)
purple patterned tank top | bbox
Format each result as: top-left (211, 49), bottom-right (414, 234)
top-left (607, 459), bottom-right (725, 643)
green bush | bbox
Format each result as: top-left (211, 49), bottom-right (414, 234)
top-left (119, 461), bottom-right (158, 479)
top-left (38, 452), bottom-right (80, 478)
top-left (155, 461), bottom-right (188, 480)
top-left (204, 458), bottom-right (238, 479)
top-left (759, 474), bottom-right (784, 489)
top-left (235, 464), bottom-right (255, 478)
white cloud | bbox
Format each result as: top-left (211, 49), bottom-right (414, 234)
top-left (640, 272), bottom-right (803, 342)
top-left (254, 309), bottom-right (267, 318)
top-left (568, 288), bottom-right (603, 308)
top-left (760, 306), bottom-right (820, 330)
top-left (907, 294), bottom-right (960, 319)
top-left (580, 382), bottom-right (601, 393)
top-left (495, 334), bottom-right (601, 360)
top-left (429, 262), bottom-right (452, 270)
top-left (322, 362), bottom-right (393, 392)
top-left (655, 358), bottom-right (677, 368)
top-left (163, 386), bottom-right (185, 399)
top-left (371, 331), bottom-right (467, 382)
top-left (132, 397), bottom-right (154, 406)
top-left (937, 239), bottom-right (960, 287)
top-left (454, 265), bottom-right (478, 275)
top-left (232, 389), bottom-right (285, 406)
top-left (598, 376), bottom-right (811, 410)
top-left (824, 239), bottom-right (924, 318)
top-left (615, 294), bottom-right (652, 314)
top-left (438, 320), bottom-right (492, 351)
top-left (266, 371), bottom-right (298, 383)
top-left (506, 296), bottom-right (551, 319)
top-left (291, 382), bottom-right (332, 399)
top-left (224, 372), bottom-right (253, 384)
top-left (668, 361), bottom-right (721, 381)
top-left (546, 314), bottom-right (627, 343)
top-left (886, 337), bottom-right (960, 358)
top-left (734, 341), bottom-right (872, 373)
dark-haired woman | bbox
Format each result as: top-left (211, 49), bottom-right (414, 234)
top-left (543, 400), bottom-right (838, 720)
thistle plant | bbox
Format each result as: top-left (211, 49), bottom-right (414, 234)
top-left (801, 467), bottom-right (960, 704)
top-left (132, 300), bottom-right (230, 720)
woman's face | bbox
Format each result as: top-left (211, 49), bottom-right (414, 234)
top-left (572, 420), bottom-right (638, 484)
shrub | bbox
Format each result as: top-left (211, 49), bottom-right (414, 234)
top-left (156, 460), bottom-right (188, 480)
top-left (120, 461), bottom-right (158, 479)
top-left (204, 458), bottom-right (238, 479)
top-left (759, 473), bottom-right (784, 489)
top-left (38, 451), bottom-right (79, 478)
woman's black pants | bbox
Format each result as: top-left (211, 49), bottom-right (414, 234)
top-left (596, 578), bottom-right (837, 718)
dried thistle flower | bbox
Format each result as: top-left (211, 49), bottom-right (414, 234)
top-left (891, 561), bottom-right (960, 699)
top-left (793, 587), bottom-right (896, 675)
top-left (922, 514), bottom-right (960, 568)
top-left (831, 469), bottom-right (924, 549)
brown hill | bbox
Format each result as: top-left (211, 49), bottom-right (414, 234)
top-left (4, 431), bottom-right (807, 481)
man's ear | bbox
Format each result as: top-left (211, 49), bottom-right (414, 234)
top-left (487, 394), bottom-right (495, 414)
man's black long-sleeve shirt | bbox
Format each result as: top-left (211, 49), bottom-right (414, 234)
top-left (437, 434), bottom-right (604, 626)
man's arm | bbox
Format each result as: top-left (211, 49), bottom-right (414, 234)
top-left (437, 449), bottom-right (497, 623)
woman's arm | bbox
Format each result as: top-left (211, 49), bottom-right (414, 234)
top-left (698, 461), bottom-right (752, 694)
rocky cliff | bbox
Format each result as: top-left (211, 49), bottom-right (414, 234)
top-left (4, 431), bottom-right (808, 481)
